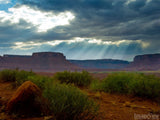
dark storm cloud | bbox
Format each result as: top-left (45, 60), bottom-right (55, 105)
top-left (0, 19), bottom-right (73, 44)
top-left (18, 0), bottom-right (113, 13)
top-left (19, 0), bottom-right (160, 41)
top-left (0, 20), bottom-right (36, 43)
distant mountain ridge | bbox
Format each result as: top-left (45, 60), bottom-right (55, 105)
top-left (69, 59), bottom-right (129, 69)
top-left (0, 52), bottom-right (160, 72)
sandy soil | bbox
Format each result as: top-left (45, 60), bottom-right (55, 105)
top-left (86, 89), bottom-right (160, 120)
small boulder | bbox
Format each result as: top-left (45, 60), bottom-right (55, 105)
top-left (6, 81), bottom-right (49, 117)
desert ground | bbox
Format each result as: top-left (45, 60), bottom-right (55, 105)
top-left (0, 71), bottom-right (160, 120)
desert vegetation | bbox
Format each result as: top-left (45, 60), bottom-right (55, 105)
top-left (0, 69), bottom-right (35, 83)
top-left (0, 70), bottom-right (160, 119)
top-left (91, 72), bottom-right (160, 102)
top-left (54, 71), bottom-right (92, 87)
top-left (43, 82), bottom-right (98, 120)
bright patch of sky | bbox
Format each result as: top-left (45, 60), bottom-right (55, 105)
top-left (125, 0), bottom-right (152, 5)
top-left (12, 37), bottom-right (150, 50)
top-left (0, 5), bottom-right (75, 32)
top-left (0, 0), bottom-right (17, 11)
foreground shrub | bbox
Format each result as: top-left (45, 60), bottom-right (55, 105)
top-left (54, 71), bottom-right (92, 87)
top-left (93, 72), bottom-right (160, 101)
top-left (43, 82), bottom-right (98, 120)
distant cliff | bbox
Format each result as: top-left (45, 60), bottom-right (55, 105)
top-left (127, 53), bottom-right (160, 71)
top-left (1, 52), bottom-right (160, 72)
top-left (69, 59), bottom-right (129, 69)
top-left (0, 52), bottom-right (79, 72)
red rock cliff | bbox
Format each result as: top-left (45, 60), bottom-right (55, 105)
top-left (0, 52), bottom-right (79, 72)
top-left (127, 53), bottom-right (160, 71)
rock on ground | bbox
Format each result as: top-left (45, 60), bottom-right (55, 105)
top-left (6, 81), bottom-right (49, 117)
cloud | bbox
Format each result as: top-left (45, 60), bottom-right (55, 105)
top-left (11, 37), bottom-right (149, 50)
top-left (125, 0), bottom-right (138, 5)
top-left (0, 5), bottom-right (75, 32)
top-left (20, 0), bottom-right (159, 42)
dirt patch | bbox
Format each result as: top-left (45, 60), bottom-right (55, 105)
top-left (0, 82), bottom-right (16, 119)
top-left (85, 89), bottom-right (160, 120)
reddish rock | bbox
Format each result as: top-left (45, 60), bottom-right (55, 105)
top-left (1, 52), bottom-right (160, 71)
top-left (127, 53), bottom-right (160, 71)
top-left (6, 81), bottom-right (49, 117)
top-left (0, 52), bottom-right (80, 72)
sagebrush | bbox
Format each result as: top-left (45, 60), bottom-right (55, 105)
top-left (91, 72), bottom-right (160, 102)
top-left (54, 71), bottom-right (93, 87)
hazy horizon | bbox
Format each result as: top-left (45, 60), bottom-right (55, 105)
top-left (1, 51), bottom-right (160, 62)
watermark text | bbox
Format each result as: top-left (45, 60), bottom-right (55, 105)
top-left (134, 113), bottom-right (159, 120)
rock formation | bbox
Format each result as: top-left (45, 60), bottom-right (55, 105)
top-left (1, 52), bottom-right (160, 71)
top-left (6, 81), bottom-right (49, 117)
top-left (0, 52), bottom-right (79, 72)
top-left (127, 53), bottom-right (160, 71)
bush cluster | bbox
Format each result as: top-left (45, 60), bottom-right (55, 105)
top-left (54, 71), bottom-right (92, 87)
top-left (0, 69), bottom-right (35, 83)
top-left (92, 72), bottom-right (160, 101)
top-left (0, 69), bottom-right (52, 89)
top-left (0, 69), bottom-right (17, 82)
top-left (43, 82), bottom-right (98, 120)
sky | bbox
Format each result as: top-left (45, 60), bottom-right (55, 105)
top-left (0, 0), bottom-right (160, 61)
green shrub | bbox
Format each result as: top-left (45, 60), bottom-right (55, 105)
top-left (0, 69), bottom-right (17, 82)
top-left (43, 82), bottom-right (98, 120)
top-left (0, 69), bottom-right (56, 89)
top-left (93, 72), bottom-right (160, 101)
top-left (15, 70), bottom-right (35, 85)
top-left (27, 75), bottom-right (54, 89)
top-left (0, 69), bottom-right (35, 83)
top-left (128, 74), bottom-right (160, 99)
top-left (101, 72), bottom-right (133, 93)
top-left (90, 79), bottom-right (103, 91)
top-left (54, 71), bottom-right (92, 87)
